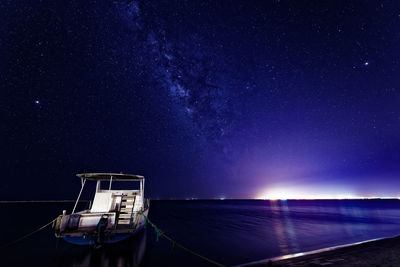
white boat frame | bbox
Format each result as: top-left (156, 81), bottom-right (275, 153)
top-left (55, 173), bottom-right (149, 245)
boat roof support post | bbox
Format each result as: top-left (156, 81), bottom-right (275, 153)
top-left (72, 178), bottom-right (86, 214)
top-left (96, 180), bottom-right (101, 192)
top-left (109, 175), bottom-right (113, 191)
top-left (141, 179), bottom-right (144, 202)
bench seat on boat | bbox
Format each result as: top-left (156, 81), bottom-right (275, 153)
top-left (60, 213), bottom-right (116, 234)
top-left (91, 192), bottom-right (114, 213)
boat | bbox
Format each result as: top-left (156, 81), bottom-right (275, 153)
top-left (54, 173), bottom-right (150, 245)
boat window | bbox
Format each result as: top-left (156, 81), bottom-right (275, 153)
top-left (99, 180), bottom-right (141, 191)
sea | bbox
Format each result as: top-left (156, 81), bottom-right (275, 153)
top-left (1, 199), bottom-right (400, 267)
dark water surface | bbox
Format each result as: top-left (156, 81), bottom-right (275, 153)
top-left (1, 200), bottom-right (400, 266)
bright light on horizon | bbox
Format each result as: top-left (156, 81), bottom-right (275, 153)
top-left (255, 186), bottom-right (399, 200)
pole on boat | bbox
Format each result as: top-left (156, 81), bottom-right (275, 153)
top-left (141, 179), bottom-right (145, 204)
top-left (96, 180), bottom-right (101, 192)
top-left (109, 175), bottom-right (113, 191)
top-left (72, 178), bottom-right (86, 214)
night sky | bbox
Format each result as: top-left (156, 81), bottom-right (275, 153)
top-left (1, 0), bottom-right (400, 200)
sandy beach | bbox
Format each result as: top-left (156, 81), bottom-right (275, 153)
top-left (242, 235), bottom-right (400, 266)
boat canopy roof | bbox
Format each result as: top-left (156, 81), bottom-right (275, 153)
top-left (76, 173), bottom-right (144, 181)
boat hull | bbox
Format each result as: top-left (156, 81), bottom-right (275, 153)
top-left (63, 222), bottom-right (146, 245)
top-left (61, 208), bottom-right (149, 245)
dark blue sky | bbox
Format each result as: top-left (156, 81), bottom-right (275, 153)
top-left (1, 0), bottom-right (400, 199)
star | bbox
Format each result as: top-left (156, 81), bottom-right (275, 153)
top-left (364, 61), bottom-right (369, 66)
top-left (34, 100), bottom-right (40, 104)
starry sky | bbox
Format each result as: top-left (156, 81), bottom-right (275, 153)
top-left (1, 0), bottom-right (400, 199)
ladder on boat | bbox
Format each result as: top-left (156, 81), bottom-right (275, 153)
top-left (117, 195), bottom-right (136, 228)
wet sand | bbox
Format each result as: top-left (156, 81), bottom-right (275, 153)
top-left (242, 235), bottom-right (400, 266)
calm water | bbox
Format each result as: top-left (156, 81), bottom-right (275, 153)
top-left (1, 200), bottom-right (400, 266)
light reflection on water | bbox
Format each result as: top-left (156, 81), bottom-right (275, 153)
top-left (56, 231), bottom-right (146, 267)
top-left (270, 200), bottom-right (289, 254)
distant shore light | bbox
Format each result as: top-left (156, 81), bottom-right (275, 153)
top-left (255, 187), bottom-right (368, 200)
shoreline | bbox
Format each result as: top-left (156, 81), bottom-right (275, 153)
top-left (235, 234), bottom-right (400, 266)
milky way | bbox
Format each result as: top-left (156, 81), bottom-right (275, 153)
top-left (114, 1), bottom-right (237, 152)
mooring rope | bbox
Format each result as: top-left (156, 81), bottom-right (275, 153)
top-left (1, 210), bottom-right (227, 267)
top-left (139, 211), bottom-right (226, 267)
top-left (0, 200), bottom-right (89, 204)
top-left (0, 217), bottom-right (57, 249)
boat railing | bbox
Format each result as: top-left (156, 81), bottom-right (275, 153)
top-left (144, 199), bottom-right (150, 210)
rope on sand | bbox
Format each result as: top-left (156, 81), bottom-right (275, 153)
top-left (0, 217), bottom-right (57, 249)
top-left (139, 211), bottom-right (226, 267)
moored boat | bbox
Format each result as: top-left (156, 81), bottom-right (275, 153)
top-left (55, 173), bottom-right (149, 245)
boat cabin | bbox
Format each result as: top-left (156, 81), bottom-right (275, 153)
top-left (77, 173), bottom-right (146, 215)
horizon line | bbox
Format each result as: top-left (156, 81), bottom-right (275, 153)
top-left (151, 197), bottom-right (400, 201)
top-left (1, 197), bottom-right (400, 203)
